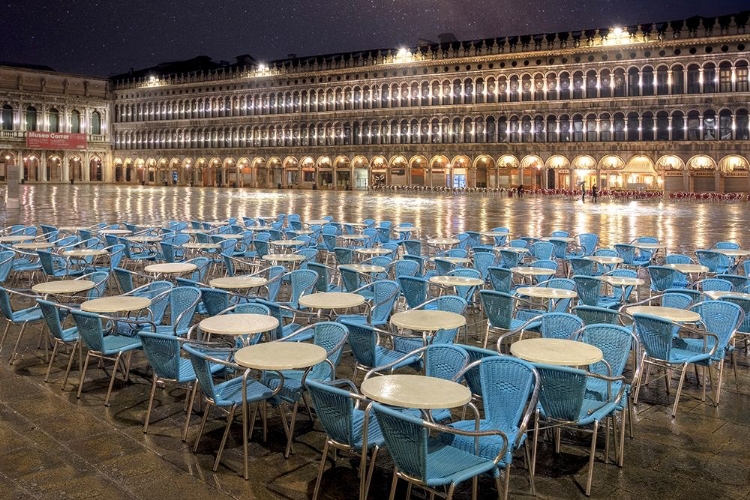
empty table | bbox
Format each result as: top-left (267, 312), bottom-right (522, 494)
top-left (429, 275), bottom-right (484, 289)
top-left (663, 263), bottom-right (709, 274)
top-left (0, 235), bottom-right (35, 243)
top-left (262, 254), bottom-right (306, 269)
top-left (305, 219), bottom-right (330, 226)
top-left (585, 256), bottom-right (623, 266)
top-left (299, 292), bottom-right (365, 311)
top-left (511, 338), bottom-right (603, 366)
top-left (511, 266), bottom-right (556, 281)
top-left (33, 279), bottom-right (95, 296)
top-left (516, 287), bottom-right (577, 300)
top-left (98, 229), bottom-right (131, 236)
top-left (126, 236), bottom-right (162, 243)
top-left (199, 314), bottom-right (279, 342)
top-left (355, 248), bottom-right (392, 258)
top-left (390, 310), bottom-right (466, 332)
top-left (339, 264), bottom-right (386, 274)
top-left (625, 305), bottom-right (701, 323)
top-left (431, 256), bottom-right (471, 266)
top-left (703, 290), bottom-right (750, 300)
top-left (14, 242), bottom-right (53, 250)
top-left (209, 276), bottom-right (268, 291)
top-left (271, 240), bottom-right (305, 252)
top-left (145, 262), bottom-right (197, 278)
top-left (81, 296), bottom-right (152, 314)
top-left (495, 246), bottom-right (529, 254)
top-left (234, 342), bottom-right (327, 371)
top-left (713, 249), bottom-right (750, 258)
top-left (361, 374), bottom-right (471, 410)
top-left (427, 237), bottom-right (460, 247)
top-left (63, 248), bottom-right (108, 258)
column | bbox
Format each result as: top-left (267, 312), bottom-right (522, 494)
top-left (62, 152), bottom-right (69, 182)
top-left (83, 152), bottom-right (90, 182)
top-left (40, 151), bottom-right (47, 182)
top-left (668, 117), bottom-right (673, 141)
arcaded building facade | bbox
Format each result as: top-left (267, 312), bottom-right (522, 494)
top-left (0, 65), bottom-right (110, 183)
top-left (4, 12), bottom-right (750, 192)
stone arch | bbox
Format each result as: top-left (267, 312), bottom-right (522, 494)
top-left (410, 155), bottom-right (428, 186)
top-left (473, 154), bottom-right (496, 188)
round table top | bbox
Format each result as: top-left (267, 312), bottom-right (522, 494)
top-left (81, 296), bottom-right (152, 313)
top-left (431, 256), bottom-right (471, 265)
top-left (634, 242), bottom-right (666, 250)
top-left (205, 220), bottom-right (229, 226)
top-left (305, 219), bottom-right (330, 226)
top-left (182, 242), bottom-right (220, 250)
top-left (234, 342), bottom-right (327, 370)
top-left (355, 248), bottom-right (392, 256)
top-left (361, 374), bottom-right (471, 410)
top-left (262, 254), bottom-right (306, 262)
top-left (627, 305), bottom-right (702, 322)
top-left (339, 264), bottom-right (386, 274)
top-left (63, 248), bottom-right (108, 257)
top-left (98, 229), bottom-right (131, 235)
top-left (59, 226), bottom-right (90, 232)
top-left (663, 263), bottom-right (709, 273)
top-left (516, 287), bottom-right (578, 299)
top-left (393, 226), bottom-right (417, 233)
top-left (390, 310), bottom-right (466, 331)
top-left (429, 275), bottom-right (484, 287)
top-left (14, 242), bottom-right (53, 250)
top-left (511, 266), bottom-right (556, 276)
top-left (213, 233), bottom-right (243, 239)
top-left (33, 279), bottom-right (96, 295)
top-left (714, 249), bottom-right (750, 257)
top-left (126, 236), bottom-right (162, 243)
top-left (199, 314), bottom-right (279, 336)
top-left (293, 229), bottom-right (313, 236)
top-left (342, 222), bottom-right (368, 227)
top-left (339, 234), bottom-right (368, 240)
top-left (496, 246), bottom-right (529, 254)
top-left (427, 238), bottom-right (460, 245)
top-left (271, 239), bottom-right (305, 246)
top-left (603, 276), bottom-right (645, 286)
top-left (179, 229), bottom-right (204, 234)
top-left (703, 290), bottom-right (750, 300)
top-left (0, 235), bottom-right (36, 243)
top-left (298, 292), bottom-right (365, 309)
top-left (511, 338), bottom-right (603, 366)
top-left (483, 231), bottom-right (510, 237)
top-left (145, 263), bottom-right (197, 274)
top-left (541, 236), bottom-right (575, 242)
top-left (585, 256), bottom-right (624, 265)
top-left (209, 276), bottom-right (269, 289)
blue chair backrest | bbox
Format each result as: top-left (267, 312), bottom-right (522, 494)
top-left (578, 233), bottom-right (599, 256)
top-left (138, 332), bottom-right (185, 379)
top-left (71, 309), bottom-right (106, 352)
top-left (288, 269), bottom-right (319, 308)
top-left (573, 305), bottom-right (620, 325)
top-left (473, 251), bottom-right (496, 280)
top-left (398, 276), bottom-right (428, 309)
top-left (534, 364), bottom-right (587, 421)
top-left (487, 266), bottom-right (512, 293)
top-left (183, 344), bottom-right (221, 401)
top-left (307, 322), bottom-right (349, 380)
top-left (266, 265), bottom-right (286, 302)
top-left (393, 259), bottom-right (419, 278)
top-left (0, 251), bottom-right (15, 283)
top-left (480, 289), bottom-right (514, 329)
top-left (580, 324), bottom-right (634, 378)
top-left (306, 379), bottom-right (362, 448)
top-left (540, 313), bottom-right (584, 339)
top-left (661, 292), bottom-right (693, 309)
top-left (690, 300), bottom-right (743, 354)
top-left (665, 253), bottom-right (694, 265)
top-left (530, 241), bottom-right (554, 260)
top-left (36, 299), bottom-right (71, 341)
top-left (424, 344), bottom-right (469, 380)
top-left (168, 286), bottom-right (201, 331)
top-left (572, 275), bottom-right (604, 306)
top-left (478, 356), bottom-right (537, 433)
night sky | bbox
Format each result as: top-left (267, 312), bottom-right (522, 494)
top-left (1, 0), bottom-right (748, 78)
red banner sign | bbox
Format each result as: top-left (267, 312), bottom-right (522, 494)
top-left (26, 131), bottom-right (87, 150)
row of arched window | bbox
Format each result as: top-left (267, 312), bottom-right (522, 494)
top-left (114, 60), bottom-right (750, 123)
top-left (0, 104), bottom-right (103, 135)
top-left (115, 108), bottom-right (750, 150)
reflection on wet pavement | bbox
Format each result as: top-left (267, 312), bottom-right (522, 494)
top-left (6, 185), bottom-right (748, 251)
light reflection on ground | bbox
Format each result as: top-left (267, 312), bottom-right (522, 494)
top-left (6, 185), bottom-right (748, 252)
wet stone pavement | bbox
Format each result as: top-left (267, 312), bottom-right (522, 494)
top-left (0, 185), bottom-right (749, 499)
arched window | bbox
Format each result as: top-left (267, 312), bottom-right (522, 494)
top-left (498, 77), bottom-right (508, 103)
top-left (672, 111), bottom-right (685, 141)
top-left (672, 65), bottom-right (685, 94)
top-left (703, 63), bottom-right (717, 93)
top-left (642, 112), bottom-right (655, 141)
top-left (626, 112), bottom-right (639, 141)
top-left (737, 62), bottom-right (749, 92)
top-left (71, 110), bottom-right (81, 133)
top-left (736, 109), bottom-right (749, 140)
top-left (509, 76), bottom-right (520, 102)
top-left (600, 113), bottom-right (611, 142)
top-left (559, 115), bottom-right (571, 142)
top-left (521, 115), bottom-right (532, 142)
top-left (91, 111), bottom-right (101, 135)
top-left (656, 66), bottom-right (669, 95)
top-left (25, 106), bottom-right (37, 131)
top-left (572, 71), bottom-right (584, 99)
top-left (48, 108), bottom-right (59, 132)
top-left (613, 113), bottom-right (626, 141)
top-left (559, 72), bottom-right (570, 100)
top-left (545, 115), bottom-right (557, 142)
top-left (613, 69), bottom-right (626, 97)
top-left (641, 67), bottom-right (654, 96)
top-left (1, 104), bottom-right (12, 130)
top-left (533, 75), bottom-right (544, 100)
top-left (719, 62), bottom-right (732, 92)
top-left (719, 109), bottom-right (732, 139)
top-left (509, 116), bottom-right (520, 142)
top-left (572, 114), bottom-right (584, 141)
top-left (656, 111), bottom-right (669, 140)
top-left (687, 110), bottom-right (701, 140)
top-left (703, 110), bottom-right (716, 140)
top-left (533, 115), bottom-right (545, 142)
top-left (497, 117), bottom-right (507, 142)
top-left (586, 114), bottom-right (597, 141)
top-left (627, 68), bottom-right (640, 96)
top-left (600, 69), bottom-right (611, 98)
top-left (687, 64), bottom-right (701, 94)
top-left (546, 74), bottom-right (558, 100)
top-left (463, 118), bottom-right (473, 143)
top-left (521, 75), bottom-right (532, 101)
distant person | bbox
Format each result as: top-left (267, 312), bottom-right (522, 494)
top-left (581, 182), bottom-right (586, 202)
top-left (517, 184), bottom-right (523, 198)
top-left (592, 184), bottom-right (598, 203)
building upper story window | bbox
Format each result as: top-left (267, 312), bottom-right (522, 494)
top-left (91, 111), bottom-right (102, 135)
top-left (1, 105), bottom-right (12, 130)
top-left (71, 110), bottom-right (81, 133)
top-left (48, 108), bottom-right (59, 132)
top-left (25, 106), bottom-right (37, 131)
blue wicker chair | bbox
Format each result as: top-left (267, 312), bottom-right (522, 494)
top-left (36, 299), bottom-right (78, 388)
top-left (306, 379), bottom-right (385, 500)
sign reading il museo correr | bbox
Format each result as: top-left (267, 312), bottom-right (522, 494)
top-left (26, 131), bottom-right (87, 150)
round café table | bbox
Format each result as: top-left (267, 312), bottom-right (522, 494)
top-left (516, 287), bottom-right (577, 300)
top-left (703, 290), bottom-right (750, 300)
top-left (126, 236), bottom-right (162, 244)
top-left (355, 247), bottom-right (392, 258)
top-left (14, 242), bottom-right (53, 250)
top-left (262, 254), bottom-right (306, 270)
top-left (430, 256), bottom-right (471, 266)
top-left (233, 341), bottom-right (329, 467)
top-left (511, 266), bottom-right (556, 281)
top-left (602, 276), bottom-right (645, 287)
top-left (483, 230), bottom-right (510, 238)
top-left (585, 256), bottom-right (623, 266)
top-left (0, 235), bottom-right (36, 243)
top-left (427, 237), bottom-right (460, 247)
top-left (339, 264), bottom-right (386, 274)
top-left (540, 236), bottom-right (575, 243)
top-left (199, 314), bottom-right (279, 343)
top-left (511, 338), bottom-right (603, 366)
top-left (299, 292), bottom-right (365, 311)
top-left (663, 263), bottom-right (709, 274)
top-left (305, 219), bottom-right (330, 227)
top-left (713, 249), bottom-right (750, 258)
top-left (209, 276), bottom-right (268, 291)
top-left (271, 240), bottom-right (305, 252)
top-left (81, 296), bottom-right (152, 314)
top-left (33, 279), bottom-right (95, 296)
top-left (63, 248), bottom-right (108, 258)
top-left (390, 310), bottom-right (466, 333)
top-left (144, 262), bottom-right (197, 278)
top-left (429, 275), bottom-right (484, 288)
top-left (495, 246), bottom-right (529, 254)
top-left (626, 305), bottom-right (701, 323)
top-left (393, 225), bottom-right (418, 233)
top-left (98, 229), bottom-right (132, 236)
top-left (182, 242), bottom-right (220, 252)
top-left (213, 233), bottom-right (243, 240)
top-left (361, 374), bottom-right (471, 410)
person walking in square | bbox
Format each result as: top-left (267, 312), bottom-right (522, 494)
top-left (592, 184), bottom-right (598, 203)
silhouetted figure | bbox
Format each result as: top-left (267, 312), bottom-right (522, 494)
top-left (517, 184), bottom-right (523, 198)
top-left (592, 184), bottom-right (598, 203)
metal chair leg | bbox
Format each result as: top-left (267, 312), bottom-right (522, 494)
top-left (213, 405), bottom-right (236, 472)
